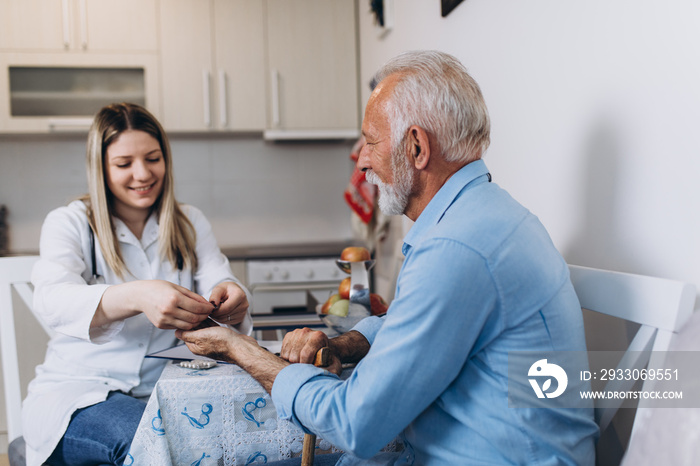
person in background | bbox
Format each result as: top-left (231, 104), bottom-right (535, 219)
top-left (177, 51), bottom-right (598, 465)
top-left (21, 103), bottom-right (252, 466)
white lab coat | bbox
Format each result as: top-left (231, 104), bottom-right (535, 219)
top-left (23, 200), bottom-right (252, 466)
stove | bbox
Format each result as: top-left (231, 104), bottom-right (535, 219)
top-left (225, 241), bottom-right (365, 339)
top-left (247, 256), bottom-right (342, 310)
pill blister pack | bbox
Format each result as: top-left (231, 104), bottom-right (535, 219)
top-left (179, 359), bottom-right (218, 370)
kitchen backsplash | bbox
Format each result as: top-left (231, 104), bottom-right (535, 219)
top-left (0, 135), bottom-right (355, 253)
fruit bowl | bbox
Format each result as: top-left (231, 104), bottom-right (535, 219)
top-left (316, 301), bottom-right (371, 334)
top-left (316, 249), bottom-right (378, 334)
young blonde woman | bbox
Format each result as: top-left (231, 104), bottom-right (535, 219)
top-left (21, 103), bottom-right (252, 466)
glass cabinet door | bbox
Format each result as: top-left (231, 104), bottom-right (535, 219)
top-left (9, 66), bottom-right (146, 117)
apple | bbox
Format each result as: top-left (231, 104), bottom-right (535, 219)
top-left (338, 277), bottom-right (351, 299)
top-left (321, 293), bottom-right (341, 314)
top-left (369, 293), bottom-right (389, 316)
top-left (340, 246), bottom-right (370, 262)
top-left (327, 299), bottom-right (350, 317)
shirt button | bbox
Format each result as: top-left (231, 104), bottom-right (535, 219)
top-left (138, 343), bottom-right (145, 348)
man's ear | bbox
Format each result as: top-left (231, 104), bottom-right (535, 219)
top-left (407, 125), bottom-right (431, 170)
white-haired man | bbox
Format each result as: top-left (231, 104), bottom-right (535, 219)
top-left (178, 50), bottom-right (598, 465)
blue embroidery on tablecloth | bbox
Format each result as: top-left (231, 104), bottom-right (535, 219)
top-left (245, 451), bottom-right (268, 464)
top-left (181, 403), bottom-right (213, 429)
top-left (151, 409), bottom-right (165, 436)
top-left (242, 397), bottom-right (267, 427)
top-left (191, 452), bottom-right (210, 465)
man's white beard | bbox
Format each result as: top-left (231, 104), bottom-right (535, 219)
top-left (364, 152), bottom-right (414, 216)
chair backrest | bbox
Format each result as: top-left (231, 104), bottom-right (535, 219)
top-left (0, 256), bottom-right (41, 443)
top-left (568, 264), bottom-right (696, 464)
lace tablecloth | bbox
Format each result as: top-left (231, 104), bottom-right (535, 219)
top-left (125, 362), bottom-right (335, 466)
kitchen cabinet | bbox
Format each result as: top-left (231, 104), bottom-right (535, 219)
top-left (0, 0), bottom-right (160, 133)
top-left (159, 0), bottom-right (266, 132)
top-left (0, 0), bottom-right (158, 53)
top-left (0, 52), bottom-right (160, 133)
top-left (263, 0), bottom-right (359, 140)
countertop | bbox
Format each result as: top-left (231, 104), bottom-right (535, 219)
top-left (222, 239), bottom-right (363, 261)
top-left (3, 240), bottom-right (365, 262)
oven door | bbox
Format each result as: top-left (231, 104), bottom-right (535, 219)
top-left (249, 282), bottom-right (337, 338)
top-left (251, 282), bottom-right (336, 315)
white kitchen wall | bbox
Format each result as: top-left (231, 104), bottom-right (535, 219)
top-left (0, 136), bottom-right (355, 252)
top-left (358, 0), bottom-right (700, 299)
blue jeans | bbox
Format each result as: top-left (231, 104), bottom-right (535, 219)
top-left (47, 391), bottom-right (146, 466)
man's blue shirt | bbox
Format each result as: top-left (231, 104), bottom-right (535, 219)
top-left (272, 159), bottom-right (598, 465)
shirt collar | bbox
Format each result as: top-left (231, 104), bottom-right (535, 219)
top-left (113, 212), bottom-right (159, 249)
top-left (402, 159), bottom-right (490, 254)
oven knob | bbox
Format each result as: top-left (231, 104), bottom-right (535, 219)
top-left (306, 269), bottom-right (315, 279)
top-left (280, 270), bottom-right (289, 279)
top-left (264, 271), bottom-right (273, 280)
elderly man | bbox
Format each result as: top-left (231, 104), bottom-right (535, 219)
top-left (178, 50), bottom-right (598, 465)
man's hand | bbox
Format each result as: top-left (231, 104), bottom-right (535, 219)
top-left (175, 326), bottom-right (240, 362)
top-left (281, 328), bottom-right (372, 375)
top-left (176, 326), bottom-right (288, 393)
top-left (281, 327), bottom-right (342, 374)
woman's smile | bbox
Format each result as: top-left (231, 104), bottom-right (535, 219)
top-left (131, 183), bottom-right (157, 194)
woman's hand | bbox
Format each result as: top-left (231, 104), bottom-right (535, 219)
top-left (94, 280), bottom-right (214, 330)
top-left (208, 282), bottom-right (249, 326)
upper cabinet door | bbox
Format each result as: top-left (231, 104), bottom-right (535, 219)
top-left (213, 0), bottom-right (266, 131)
top-left (264, 0), bottom-right (359, 140)
top-left (159, 0), bottom-right (266, 132)
top-left (83, 0), bottom-right (158, 52)
top-left (0, 0), bottom-right (158, 53)
top-left (159, 0), bottom-right (215, 132)
top-left (0, 0), bottom-right (65, 51)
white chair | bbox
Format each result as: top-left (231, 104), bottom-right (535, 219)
top-left (569, 264), bottom-right (696, 466)
top-left (0, 256), bottom-right (45, 464)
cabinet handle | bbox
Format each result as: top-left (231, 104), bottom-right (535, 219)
top-left (61, 0), bottom-right (71, 49)
top-left (79, 0), bottom-right (88, 50)
top-left (271, 69), bottom-right (280, 128)
top-left (219, 70), bottom-right (228, 127)
top-left (203, 70), bottom-right (212, 127)
top-left (48, 118), bottom-right (93, 132)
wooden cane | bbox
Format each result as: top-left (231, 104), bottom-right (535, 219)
top-left (301, 347), bottom-right (331, 466)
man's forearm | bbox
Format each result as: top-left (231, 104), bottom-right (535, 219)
top-left (226, 337), bottom-right (290, 393)
top-left (234, 329), bottom-right (370, 392)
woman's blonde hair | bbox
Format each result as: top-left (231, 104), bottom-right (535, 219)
top-left (80, 102), bottom-right (196, 279)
